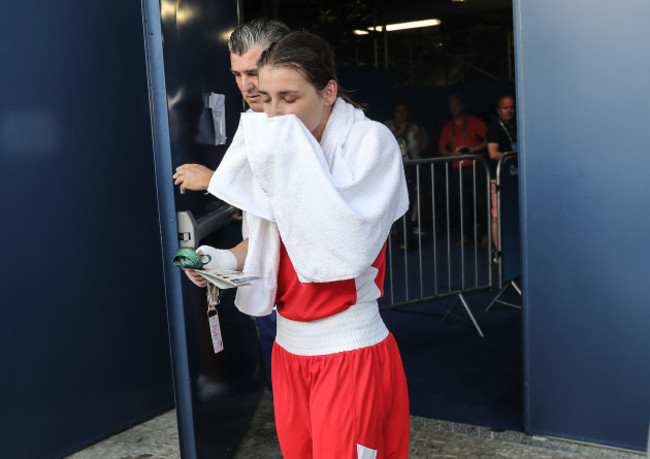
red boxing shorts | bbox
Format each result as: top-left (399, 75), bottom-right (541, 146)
top-left (272, 333), bottom-right (410, 459)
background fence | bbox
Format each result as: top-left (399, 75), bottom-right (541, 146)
top-left (381, 155), bottom-right (494, 337)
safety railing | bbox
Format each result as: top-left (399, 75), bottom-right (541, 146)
top-left (380, 155), bottom-right (493, 337)
top-left (177, 206), bottom-right (235, 249)
top-left (486, 151), bottom-right (522, 312)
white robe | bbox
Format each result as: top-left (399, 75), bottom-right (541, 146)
top-left (208, 98), bottom-right (409, 316)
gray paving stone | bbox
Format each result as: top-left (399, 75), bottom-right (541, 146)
top-left (66, 390), bottom-right (645, 459)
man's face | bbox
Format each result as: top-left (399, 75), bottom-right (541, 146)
top-left (497, 97), bottom-right (515, 122)
top-left (393, 104), bottom-right (408, 124)
top-left (230, 46), bottom-right (264, 112)
top-left (449, 96), bottom-right (465, 118)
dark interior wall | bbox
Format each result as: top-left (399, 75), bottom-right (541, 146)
top-left (514, 0), bottom-right (650, 451)
top-left (0, 1), bottom-right (173, 458)
top-left (161, 0), bottom-right (244, 218)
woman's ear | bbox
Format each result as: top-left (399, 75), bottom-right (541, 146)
top-left (323, 80), bottom-right (338, 107)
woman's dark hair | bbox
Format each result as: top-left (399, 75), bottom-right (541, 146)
top-left (258, 31), bottom-right (362, 109)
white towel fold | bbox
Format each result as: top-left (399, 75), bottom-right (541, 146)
top-left (208, 98), bottom-right (409, 316)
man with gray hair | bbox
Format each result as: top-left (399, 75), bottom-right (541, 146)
top-left (173, 18), bottom-right (289, 390)
top-left (227, 17), bottom-right (291, 113)
top-left (174, 18), bottom-right (289, 191)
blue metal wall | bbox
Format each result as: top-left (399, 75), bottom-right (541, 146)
top-left (0, 0), bottom-right (174, 458)
top-left (514, 0), bottom-right (650, 451)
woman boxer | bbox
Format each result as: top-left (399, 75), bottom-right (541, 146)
top-left (187, 31), bottom-right (410, 458)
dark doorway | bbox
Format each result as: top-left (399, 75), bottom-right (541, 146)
top-left (240, 0), bottom-right (523, 432)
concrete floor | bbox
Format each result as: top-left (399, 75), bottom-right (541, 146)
top-left (66, 390), bottom-right (645, 459)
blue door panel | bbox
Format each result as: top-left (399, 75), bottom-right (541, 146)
top-left (514, 0), bottom-right (650, 451)
top-left (0, 1), bottom-right (173, 457)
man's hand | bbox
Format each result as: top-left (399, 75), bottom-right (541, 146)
top-left (393, 122), bottom-right (407, 137)
top-left (173, 164), bottom-right (214, 194)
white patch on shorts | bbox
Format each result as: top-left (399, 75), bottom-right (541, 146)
top-left (357, 443), bottom-right (378, 459)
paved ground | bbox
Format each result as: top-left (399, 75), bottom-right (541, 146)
top-left (66, 390), bottom-right (645, 459)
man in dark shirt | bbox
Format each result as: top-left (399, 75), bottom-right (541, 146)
top-left (486, 95), bottom-right (517, 249)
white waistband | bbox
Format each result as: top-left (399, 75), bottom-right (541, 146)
top-left (275, 301), bottom-right (389, 356)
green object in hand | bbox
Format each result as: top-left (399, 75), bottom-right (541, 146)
top-left (173, 247), bottom-right (212, 269)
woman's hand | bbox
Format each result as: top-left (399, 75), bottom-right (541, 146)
top-left (183, 248), bottom-right (209, 287)
top-left (184, 268), bottom-right (208, 287)
top-left (173, 164), bottom-right (214, 194)
top-left (182, 246), bottom-right (240, 288)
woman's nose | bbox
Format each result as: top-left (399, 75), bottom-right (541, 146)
top-left (267, 102), bottom-right (283, 118)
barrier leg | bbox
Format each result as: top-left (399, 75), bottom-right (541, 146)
top-left (442, 293), bottom-right (485, 337)
top-left (485, 279), bottom-right (522, 312)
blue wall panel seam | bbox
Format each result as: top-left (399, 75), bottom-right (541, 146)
top-left (140, 0), bottom-right (197, 457)
top-left (511, 0), bottom-right (531, 433)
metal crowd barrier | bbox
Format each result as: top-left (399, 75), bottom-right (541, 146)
top-left (380, 155), bottom-right (493, 337)
top-left (486, 151), bottom-right (522, 312)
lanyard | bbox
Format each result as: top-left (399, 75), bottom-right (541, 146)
top-left (498, 120), bottom-right (514, 144)
top-left (206, 284), bottom-right (224, 354)
top-left (451, 120), bottom-right (466, 147)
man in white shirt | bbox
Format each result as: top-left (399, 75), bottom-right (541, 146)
top-left (173, 18), bottom-right (290, 390)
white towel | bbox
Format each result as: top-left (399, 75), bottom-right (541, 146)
top-left (208, 98), bottom-right (409, 316)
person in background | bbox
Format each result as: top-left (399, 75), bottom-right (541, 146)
top-left (173, 18), bottom-right (290, 390)
top-left (438, 94), bottom-right (488, 247)
top-left (385, 101), bottom-right (429, 160)
top-left (185, 31), bottom-right (410, 458)
top-left (486, 95), bottom-right (517, 250)
top-left (385, 101), bottom-right (429, 250)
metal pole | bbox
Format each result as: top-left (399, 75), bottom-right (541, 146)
top-left (432, 163), bottom-right (439, 295)
top-left (373, 35), bottom-right (378, 68)
top-left (445, 163), bottom-right (452, 292)
top-left (507, 29), bottom-right (514, 81)
top-left (383, 26), bottom-right (389, 68)
top-left (408, 41), bottom-right (414, 86)
top-left (416, 165), bottom-right (423, 298)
